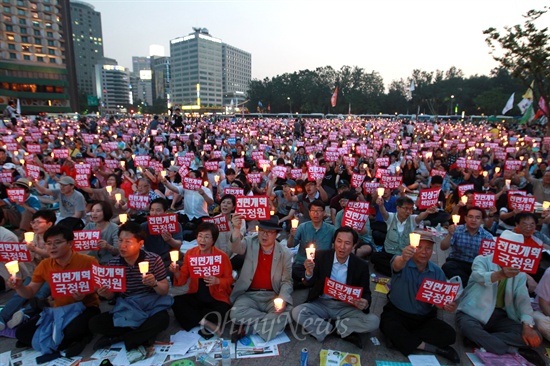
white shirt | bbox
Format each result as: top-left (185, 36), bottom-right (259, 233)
top-left (177, 186), bottom-right (213, 219)
top-left (320, 254), bottom-right (350, 299)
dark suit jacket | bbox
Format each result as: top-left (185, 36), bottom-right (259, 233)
top-left (305, 249), bottom-right (372, 313)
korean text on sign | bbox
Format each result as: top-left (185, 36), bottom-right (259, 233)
top-left (417, 188), bottom-right (441, 209)
top-left (508, 195), bottom-right (536, 213)
top-left (307, 166), bottom-right (326, 181)
top-left (493, 237), bottom-right (542, 274)
top-left (203, 215), bottom-right (230, 232)
top-left (73, 230), bottom-right (101, 251)
top-left (235, 196), bottom-right (270, 221)
top-left (92, 264), bottom-right (126, 292)
top-left (182, 177), bottom-right (203, 191)
top-left (6, 188), bottom-right (25, 203)
top-left (381, 175), bottom-right (403, 190)
top-left (342, 201), bottom-right (370, 231)
top-left (0, 242), bottom-right (31, 262)
top-left (50, 269), bottom-right (94, 298)
top-left (127, 194), bottom-right (150, 210)
top-left (147, 214), bottom-right (179, 235)
top-left (479, 239), bottom-right (496, 256)
top-left (472, 193), bottom-right (496, 209)
top-left (415, 278), bottom-right (460, 306)
top-left (323, 278), bottom-right (363, 305)
top-left (189, 254), bottom-right (223, 278)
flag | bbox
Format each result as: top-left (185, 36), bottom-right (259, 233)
top-left (518, 98), bottom-right (533, 114)
top-left (522, 81), bottom-right (534, 100)
top-left (331, 87), bottom-right (338, 107)
top-left (502, 93), bottom-right (514, 115)
top-left (519, 104), bottom-right (534, 124)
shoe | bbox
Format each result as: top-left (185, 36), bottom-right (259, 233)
top-left (61, 335), bottom-right (92, 358)
top-left (93, 335), bottom-right (116, 351)
top-left (341, 332), bottom-right (363, 349)
top-left (435, 346), bottom-right (460, 364)
top-left (230, 324), bottom-right (245, 344)
top-left (518, 348), bottom-right (546, 366)
top-left (7, 310), bottom-right (27, 329)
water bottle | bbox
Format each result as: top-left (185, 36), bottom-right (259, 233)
top-left (221, 340), bottom-right (231, 365)
top-left (436, 223), bottom-right (442, 232)
top-left (196, 353), bottom-right (218, 366)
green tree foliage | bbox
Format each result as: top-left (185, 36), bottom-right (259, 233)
top-left (484, 7), bottom-right (550, 118)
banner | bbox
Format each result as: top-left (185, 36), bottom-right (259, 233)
top-left (127, 194), bottom-right (150, 210)
top-left (342, 201), bottom-right (370, 231)
top-left (0, 242), bottom-right (31, 262)
top-left (147, 214), bottom-right (179, 235)
top-left (323, 278), bottom-right (362, 305)
top-left (331, 87), bottom-right (338, 107)
top-left (493, 237), bottom-right (542, 274)
top-left (203, 215), bottom-right (230, 232)
top-left (472, 193), bottom-right (496, 209)
top-left (417, 188), bottom-right (441, 209)
top-left (73, 230), bottom-right (101, 251)
top-left (416, 279), bottom-right (460, 306)
top-left (189, 254), bottom-right (223, 278)
top-left (235, 196), bottom-right (270, 221)
top-left (508, 195), bottom-right (536, 212)
top-left (479, 239), bottom-right (496, 256)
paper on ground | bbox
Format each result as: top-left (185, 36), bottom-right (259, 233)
top-left (408, 354), bottom-right (441, 366)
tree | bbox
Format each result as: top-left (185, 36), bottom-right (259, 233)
top-left (484, 7), bottom-right (550, 120)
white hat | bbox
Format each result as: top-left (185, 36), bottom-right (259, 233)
top-left (499, 230), bottom-right (524, 244)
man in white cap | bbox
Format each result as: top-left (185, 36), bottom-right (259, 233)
top-left (456, 230), bottom-right (545, 366)
top-left (33, 176), bottom-right (86, 223)
top-left (229, 215), bottom-right (293, 342)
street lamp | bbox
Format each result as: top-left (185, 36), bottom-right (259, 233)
top-left (449, 95), bottom-right (454, 115)
top-left (287, 97), bottom-right (291, 114)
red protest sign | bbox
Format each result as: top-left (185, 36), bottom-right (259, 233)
top-left (308, 165), bottom-right (326, 181)
top-left (53, 149), bottom-right (69, 159)
top-left (363, 182), bottom-right (379, 195)
top-left (0, 171), bottom-right (13, 184)
top-left (189, 254), bottom-right (223, 278)
top-left (351, 173), bottom-right (366, 188)
top-left (504, 160), bottom-right (522, 171)
top-left (430, 169), bottom-right (447, 178)
top-left (342, 201), bottom-right (370, 231)
top-left (91, 264), bottom-right (126, 291)
top-left (324, 150), bottom-right (340, 162)
top-left (508, 190), bottom-right (527, 196)
top-left (25, 164), bottom-right (41, 180)
top-left (289, 169), bottom-right (302, 180)
top-left (457, 184), bottom-right (474, 197)
top-left (75, 163), bottom-right (91, 175)
top-left (376, 157), bottom-right (390, 168)
top-left (104, 159), bottom-right (120, 170)
top-left (472, 193), bottom-right (496, 209)
top-left (72, 230), bottom-right (101, 251)
top-left (417, 188), bottom-right (441, 209)
top-left (416, 278), bottom-right (460, 306)
top-left (234, 157), bottom-right (244, 168)
top-left (176, 156), bottom-right (191, 168)
top-left (43, 164), bottom-right (62, 174)
top-left (204, 160), bottom-right (219, 171)
top-left (85, 158), bottom-right (101, 168)
top-left (381, 175), bottom-right (403, 190)
top-left (224, 187), bottom-right (244, 196)
top-left (342, 155), bottom-right (357, 167)
top-left (134, 155), bottom-right (150, 168)
top-left (147, 214), bottom-right (179, 235)
top-left (467, 160), bottom-right (481, 171)
top-left (0, 242), bottom-right (31, 262)
top-left (246, 173), bottom-right (262, 184)
top-left (508, 195), bottom-right (536, 212)
top-left (182, 177), bottom-right (203, 191)
top-left (6, 188), bottom-right (25, 203)
top-left (323, 278), bottom-right (362, 305)
top-left (272, 166), bottom-right (287, 179)
top-left (235, 196), bottom-right (270, 221)
top-left (50, 269), bottom-right (94, 298)
top-left (479, 239), bottom-right (496, 256)
top-left (27, 144), bottom-right (41, 154)
top-left (75, 174), bottom-right (90, 188)
top-left (375, 169), bottom-right (390, 179)
top-left (203, 215), bottom-right (230, 232)
top-left (178, 165), bottom-right (189, 179)
top-left (493, 237), bottom-right (542, 274)
top-left (127, 194), bottom-right (150, 210)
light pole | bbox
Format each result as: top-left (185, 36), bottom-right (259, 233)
top-left (449, 95), bottom-right (454, 115)
top-left (287, 97), bottom-right (291, 114)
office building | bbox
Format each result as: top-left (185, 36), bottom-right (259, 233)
top-left (151, 56), bottom-right (170, 103)
top-left (70, 0), bottom-right (103, 98)
top-left (0, 0), bottom-right (78, 113)
top-left (94, 57), bottom-right (130, 114)
top-left (222, 43), bottom-right (251, 106)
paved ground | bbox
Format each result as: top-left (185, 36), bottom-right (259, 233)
top-left (1, 235), bottom-right (549, 365)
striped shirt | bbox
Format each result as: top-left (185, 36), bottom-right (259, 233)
top-left (108, 250), bottom-right (167, 297)
top-left (449, 225), bottom-right (494, 263)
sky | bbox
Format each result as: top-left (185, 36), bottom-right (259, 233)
top-left (84, 0), bottom-right (548, 87)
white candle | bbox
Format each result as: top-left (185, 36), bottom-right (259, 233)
top-left (5, 260), bottom-right (19, 281)
top-left (505, 179), bottom-right (511, 189)
top-left (270, 210), bottom-right (275, 216)
top-left (120, 160), bottom-right (126, 168)
top-left (494, 167), bottom-right (500, 173)
top-left (170, 250), bottom-right (179, 265)
top-left (214, 175), bottom-right (220, 184)
top-left (203, 181), bottom-right (209, 187)
top-left (377, 187), bottom-right (385, 197)
top-left (119, 213), bottom-right (128, 224)
top-left (24, 232), bottom-right (34, 243)
top-left (106, 186), bottom-right (112, 194)
top-left (452, 215), bottom-right (460, 225)
top-left (138, 261), bottom-right (149, 277)
top-left (115, 193), bottom-right (122, 203)
top-left (160, 170), bottom-right (166, 178)
top-left (409, 233), bottom-right (420, 248)
top-left (305, 244), bottom-right (316, 260)
top-left (274, 297), bottom-right (284, 312)
top-left (461, 195), bottom-right (468, 204)
top-left (543, 201), bottom-right (550, 210)
top-left (482, 171), bottom-right (488, 177)
top-left (291, 218), bottom-right (299, 229)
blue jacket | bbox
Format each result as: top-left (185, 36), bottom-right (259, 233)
top-left (32, 302), bottom-right (85, 354)
top-left (111, 293), bottom-right (173, 328)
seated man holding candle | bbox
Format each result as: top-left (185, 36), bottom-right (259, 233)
top-left (89, 222), bottom-right (172, 358)
top-left (141, 198), bottom-right (183, 271)
top-left (371, 196), bottom-right (435, 277)
top-left (380, 231), bottom-right (460, 363)
top-left (9, 225), bottom-right (101, 359)
top-left (456, 230), bottom-right (545, 366)
top-left (229, 215), bottom-right (293, 342)
top-left (292, 226), bottom-right (380, 349)
top-left (440, 206), bottom-right (494, 287)
top-left (169, 222), bottom-right (233, 339)
top-left (287, 200), bottom-right (336, 286)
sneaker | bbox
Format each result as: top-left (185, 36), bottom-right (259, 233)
top-left (7, 310), bottom-right (27, 329)
top-left (435, 346), bottom-right (460, 364)
top-left (93, 335), bottom-right (118, 351)
top-left (61, 335), bottom-right (92, 358)
top-left (341, 332), bottom-right (363, 349)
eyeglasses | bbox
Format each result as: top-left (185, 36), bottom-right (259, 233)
top-left (258, 229), bottom-right (276, 236)
top-left (309, 209), bottom-right (324, 214)
top-left (45, 240), bottom-right (67, 247)
top-left (31, 220), bottom-right (48, 225)
top-left (197, 234), bottom-right (213, 240)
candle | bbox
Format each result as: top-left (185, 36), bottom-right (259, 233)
top-left (543, 201), bottom-right (550, 210)
top-left (377, 187), bottom-right (385, 197)
top-left (203, 181), bottom-right (208, 187)
top-left (409, 233), bottom-right (420, 248)
top-left (395, 166), bottom-right (400, 173)
top-left (505, 179), bottom-right (511, 188)
top-left (270, 210), bottom-right (275, 216)
top-left (214, 175), bottom-right (220, 184)
top-left (115, 193), bottom-right (122, 204)
top-left (119, 213), bottom-right (128, 224)
top-left (495, 167), bottom-right (501, 173)
top-left (170, 250), bottom-right (179, 265)
top-left (482, 171), bottom-right (488, 177)
top-left (106, 185), bottom-right (112, 194)
top-left (528, 158), bottom-right (534, 165)
top-left (305, 244), bottom-right (316, 260)
top-left (19, 159), bottom-right (25, 165)
top-left (291, 218), bottom-right (299, 229)
top-left (255, 225), bottom-right (259, 232)
top-left (160, 170), bottom-right (166, 178)
top-left (24, 232), bottom-right (34, 243)
top-left (5, 260), bottom-right (19, 281)
top-left (120, 160), bottom-right (126, 168)
top-left (138, 261), bottom-right (149, 277)
top-left (461, 195), bottom-right (468, 204)
top-left (274, 297), bottom-right (284, 312)
top-left (538, 158), bottom-right (542, 163)
top-left (452, 215), bottom-right (460, 225)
